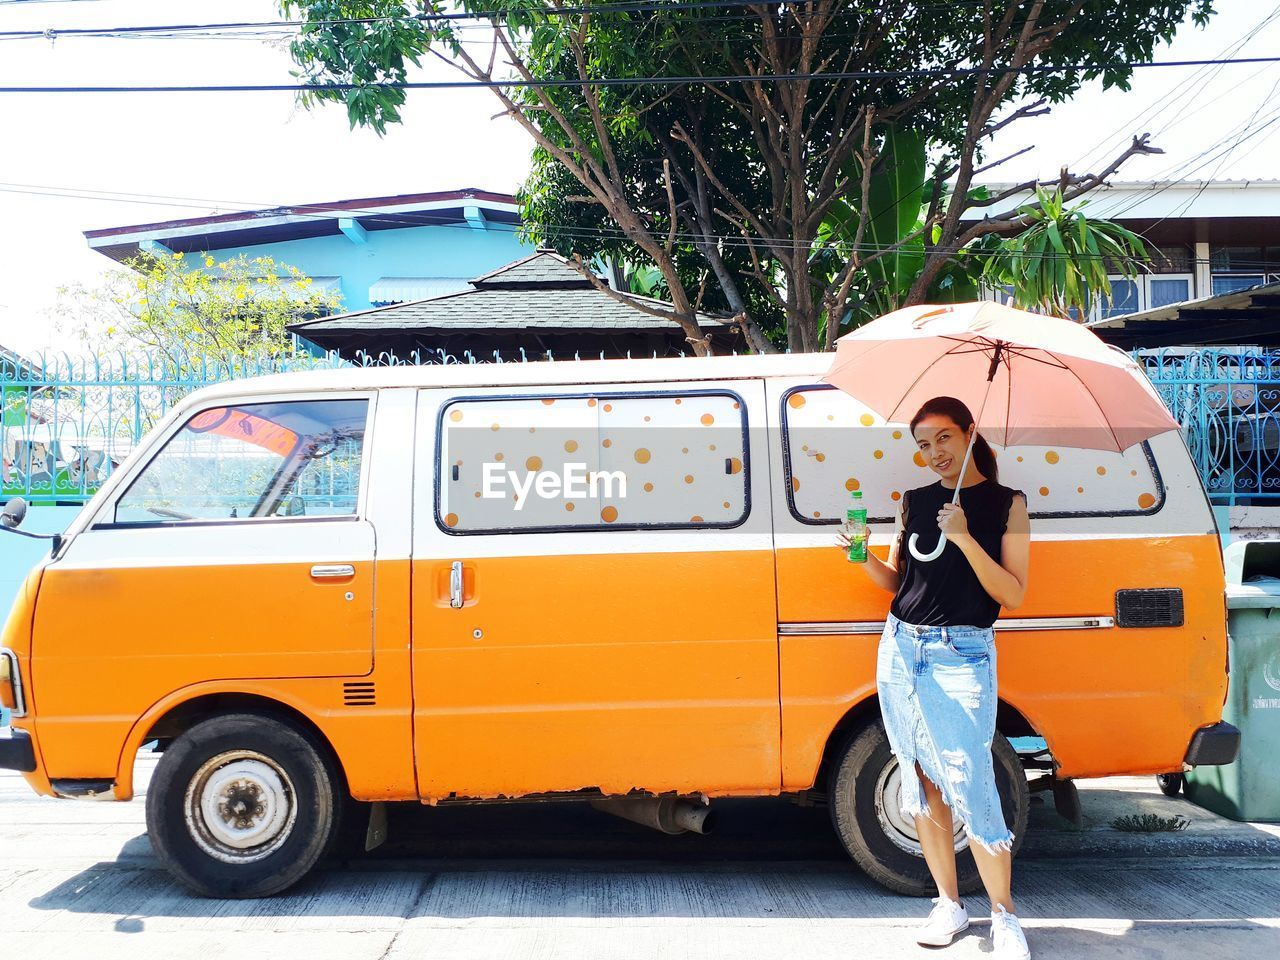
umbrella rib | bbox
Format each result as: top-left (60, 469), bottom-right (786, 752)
top-left (1005, 344), bottom-right (1013, 446)
top-left (1046, 348), bottom-right (1124, 452)
top-left (1006, 351), bottom-right (1071, 370)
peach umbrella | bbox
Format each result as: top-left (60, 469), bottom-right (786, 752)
top-left (820, 301), bottom-right (1179, 561)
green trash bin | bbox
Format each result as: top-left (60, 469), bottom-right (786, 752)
top-left (1185, 540), bottom-right (1280, 822)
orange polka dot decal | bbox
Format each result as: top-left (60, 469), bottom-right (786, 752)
top-left (1039, 486), bottom-right (1050, 496)
top-left (602, 439), bottom-right (612, 448)
top-left (684, 474), bottom-right (695, 484)
top-left (701, 413), bottom-right (715, 426)
top-left (541, 398), bottom-right (555, 405)
top-left (891, 491), bottom-right (901, 501)
top-left (449, 408), bottom-right (463, 422)
top-left (603, 403), bottom-right (613, 412)
top-left (859, 413), bottom-right (875, 426)
top-left (1097, 466), bottom-right (1107, 476)
top-left (643, 482), bottom-right (654, 493)
top-left (728, 458), bottom-right (743, 474)
top-left (791, 477), bottom-right (800, 492)
top-left (1138, 492), bottom-right (1156, 509)
top-left (892, 430), bottom-right (903, 440)
top-left (634, 448), bottom-right (651, 463)
top-left (913, 451), bottom-right (926, 468)
top-left (601, 506), bottom-right (618, 522)
top-left (788, 394), bottom-right (806, 409)
top-left (565, 502), bottom-right (575, 512)
top-left (690, 515), bottom-right (704, 522)
top-left (564, 440), bottom-right (578, 453)
top-left (444, 513), bottom-right (459, 527)
top-left (587, 398), bottom-right (597, 407)
top-left (525, 456), bottom-right (542, 471)
top-left (1045, 451), bottom-right (1059, 464)
top-left (874, 450), bottom-right (884, 460)
top-left (845, 477), bottom-right (860, 492)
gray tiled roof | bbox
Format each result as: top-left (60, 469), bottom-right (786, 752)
top-left (294, 286), bottom-right (732, 332)
top-left (470, 251), bottom-right (593, 287)
top-left (291, 250), bottom-right (732, 334)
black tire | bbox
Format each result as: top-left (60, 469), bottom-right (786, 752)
top-left (144, 712), bottom-right (339, 898)
top-left (828, 720), bottom-right (1030, 897)
top-left (1156, 773), bottom-right (1184, 797)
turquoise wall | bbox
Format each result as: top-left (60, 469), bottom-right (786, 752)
top-left (0, 505), bottom-right (83, 617)
top-left (185, 223), bottom-right (533, 314)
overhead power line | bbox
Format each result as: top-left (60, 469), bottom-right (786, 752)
top-left (3, 179), bottom-right (1273, 270)
top-left (0, 0), bottom-right (993, 38)
top-left (2, 55), bottom-right (1280, 93)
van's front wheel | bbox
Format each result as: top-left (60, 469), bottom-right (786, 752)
top-left (828, 720), bottom-right (1029, 896)
top-left (145, 713), bottom-right (339, 898)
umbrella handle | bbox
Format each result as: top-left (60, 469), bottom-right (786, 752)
top-left (908, 531), bottom-right (948, 562)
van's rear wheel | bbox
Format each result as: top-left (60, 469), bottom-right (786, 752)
top-left (828, 720), bottom-right (1029, 896)
top-left (145, 713), bottom-right (338, 898)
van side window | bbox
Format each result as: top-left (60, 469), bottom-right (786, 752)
top-left (114, 398), bottom-right (369, 524)
top-left (782, 385), bottom-right (1164, 523)
top-left (438, 390), bottom-right (749, 532)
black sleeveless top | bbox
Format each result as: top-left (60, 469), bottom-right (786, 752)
top-left (889, 479), bottom-right (1025, 628)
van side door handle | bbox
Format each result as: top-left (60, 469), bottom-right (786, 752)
top-left (450, 561), bottom-right (464, 608)
top-left (310, 563), bottom-right (355, 579)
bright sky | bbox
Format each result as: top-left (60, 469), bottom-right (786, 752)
top-left (1, 0), bottom-right (1278, 355)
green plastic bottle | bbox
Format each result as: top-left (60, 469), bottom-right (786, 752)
top-left (846, 489), bottom-right (868, 563)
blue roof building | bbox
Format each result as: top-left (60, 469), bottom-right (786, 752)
top-left (84, 188), bottom-right (533, 315)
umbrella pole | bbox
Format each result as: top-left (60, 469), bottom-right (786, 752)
top-left (908, 341), bottom-right (1004, 563)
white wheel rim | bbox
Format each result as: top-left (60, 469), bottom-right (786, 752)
top-left (184, 750), bottom-right (297, 864)
top-left (873, 757), bottom-right (967, 855)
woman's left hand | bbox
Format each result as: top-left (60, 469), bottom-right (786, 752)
top-left (937, 502), bottom-right (970, 541)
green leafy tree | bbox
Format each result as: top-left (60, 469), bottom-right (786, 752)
top-left (284, 0), bottom-right (1213, 352)
top-left (979, 186), bottom-right (1149, 318)
top-left (55, 253), bottom-right (344, 361)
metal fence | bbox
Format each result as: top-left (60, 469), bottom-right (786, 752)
top-left (4, 345), bottom-right (1279, 506)
top-left (0, 346), bottom-right (561, 505)
top-left (1139, 348), bottom-right (1280, 504)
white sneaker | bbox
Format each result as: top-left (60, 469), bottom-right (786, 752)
top-left (916, 895), bottom-right (969, 946)
top-left (990, 904), bottom-right (1031, 959)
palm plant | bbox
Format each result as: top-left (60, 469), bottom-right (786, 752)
top-left (980, 186), bottom-right (1149, 319)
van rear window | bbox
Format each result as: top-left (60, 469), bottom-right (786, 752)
top-left (781, 385), bottom-right (1164, 523)
top-left (437, 390), bottom-right (749, 533)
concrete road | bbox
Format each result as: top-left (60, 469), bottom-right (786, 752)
top-left (4, 755), bottom-right (1280, 960)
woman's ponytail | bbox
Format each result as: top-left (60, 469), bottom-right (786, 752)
top-left (909, 395), bottom-right (999, 484)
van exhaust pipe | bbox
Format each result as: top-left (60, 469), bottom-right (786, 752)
top-left (590, 796), bottom-right (715, 835)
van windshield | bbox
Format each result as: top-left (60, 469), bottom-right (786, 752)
top-left (114, 398), bottom-right (368, 523)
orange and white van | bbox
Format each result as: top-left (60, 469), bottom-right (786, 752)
top-left (0, 353), bottom-right (1238, 897)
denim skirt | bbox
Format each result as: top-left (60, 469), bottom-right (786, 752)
top-left (875, 612), bottom-right (1014, 854)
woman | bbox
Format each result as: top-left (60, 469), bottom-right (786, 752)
top-left (837, 395), bottom-right (1032, 959)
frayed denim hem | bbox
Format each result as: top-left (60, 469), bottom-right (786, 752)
top-left (893, 747), bottom-right (1012, 856)
top-left (964, 825), bottom-right (1015, 856)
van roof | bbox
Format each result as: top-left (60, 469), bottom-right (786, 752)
top-left (186, 352), bottom-right (832, 403)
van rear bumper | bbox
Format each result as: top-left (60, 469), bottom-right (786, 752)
top-left (1185, 721), bottom-right (1240, 766)
top-left (0, 728), bottom-right (36, 773)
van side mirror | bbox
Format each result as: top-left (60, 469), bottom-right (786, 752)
top-left (1, 497), bottom-right (27, 530)
top-left (0, 497), bottom-right (60, 551)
